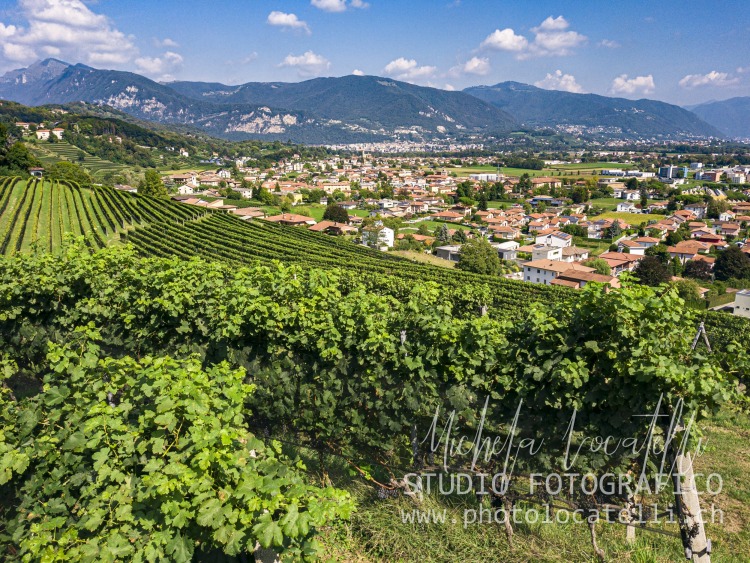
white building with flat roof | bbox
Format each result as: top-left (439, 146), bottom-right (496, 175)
top-left (734, 289), bottom-right (750, 318)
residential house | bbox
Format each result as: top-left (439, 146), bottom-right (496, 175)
top-left (535, 230), bottom-right (573, 248)
top-left (684, 203), bottom-right (707, 219)
top-left (231, 208), bottom-right (266, 221)
top-left (617, 239), bottom-right (646, 255)
top-left (599, 252), bottom-right (643, 276)
top-left (362, 225), bottom-right (394, 248)
top-left (493, 241), bottom-right (519, 260)
top-left (431, 211), bottom-right (464, 222)
top-left (667, 240), bottom-right (711, 264)
top-left (734, 289), bottom-right (750, 318)
top-left (264, 213), bottom-right (317, 226)
top-left (523, 260), bottom-right (595, 285)
top-left (532, 244), bottom-right (563, 261)
top-left (634, 236), bottom-right (661, 247)
top-left (435, 245), bottom-right (462, 262)
top-left (561, 246), bottom-right (590, 262)
top-left (551, 271), bottom-right (620, 289)
top-left (308, 221), bottom-right (358, 235)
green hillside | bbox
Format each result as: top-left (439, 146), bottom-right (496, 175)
top-left (27, 140), bottom-right (127, 178)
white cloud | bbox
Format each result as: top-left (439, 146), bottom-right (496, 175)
top-left (383, 57), bottom-right (437, 82)
top-left (479, 16), bottom-right (585, 59)
top-left (443, 83), bottom-right (456, 91)
top-left (524, 15), bottom-right (586, 58)
top-left (279, 50), bottom-right (331, 77)
top-left (737, 66), bottom-right (750, 74)
top-left (678, 70), bottom-right (740, 89)
top-left (311, 0), bottom-right (368, 12)
top-left (352, 69), bottom-right (365, 76)
top-left (135, 51), bottom-right (183, 79)
top-left (267, 11), bottom-right (311, 34)
top-left (156, 37), bottom-right (179, 48)
top-left (0, 0), bottom-right (137, 68)
top-left (480, 28), bottom-right (528, 52)
top-left (598, 39), bottom-right (620, 48)
top-left (311, 0), bottom-right (347, 11)
top-left (450, 56), bottom-right (490, 77)
top-left (609, 74), bottom-right (655, 96)
top-left (534, 15), bottom-right (569, 31)
top-left (534, 69), bottom-right (584, 93)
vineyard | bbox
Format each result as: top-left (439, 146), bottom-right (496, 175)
top-left (29, 140), bottom-right (128, 177)
top-left (0, 176), bottom-right (749, 351)
top-left (0, 176), bottom-right (749, 561)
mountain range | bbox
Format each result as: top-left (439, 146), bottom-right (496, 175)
top-left (687, 97), bottom-right (750, 139)
top-left (0, 59), bottom-right (742, 143)
top-left (464, 82), bottom-right (722, 139)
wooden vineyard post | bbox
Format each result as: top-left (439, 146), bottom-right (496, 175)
top-left (671, 449), bottom-right (711, 562)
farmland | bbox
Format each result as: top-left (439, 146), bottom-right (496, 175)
top-left (28, 139), bottom-right (128, 178)
top-left (1, 175), bottom-right (749, 562)
top-left (451, 161), bottom-right (638, 178)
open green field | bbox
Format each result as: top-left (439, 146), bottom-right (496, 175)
top-left (590, 197), bottom-right (665, 211)
top-left (391, 249), bottom-right (455, 268)
top-left (402, 220), bottom-right (475, 233)
top-left (452, 162), bottom-right (638, 179)
top-left (597, 211), bottom-right (665, 224)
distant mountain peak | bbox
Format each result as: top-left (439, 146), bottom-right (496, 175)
top-left (0, 58), bottom-right (71, 87)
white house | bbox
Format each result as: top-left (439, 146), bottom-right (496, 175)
top-left (177, 184), bottom-right (195, 195)
top-left (616, 202), bottom-right (638, 213)
top-left (535, 231), bottom-right (572, 248)
top-left (734, 289), bottom-right (750, 318)
top-left (362, 225), bottom-right (394, 249)
top-left (531, 244), bottom-right (562, 261)
top-left (36, 129), bottom-right (50, 140)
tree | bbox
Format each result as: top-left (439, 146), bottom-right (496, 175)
top-left (45, 161), bottom-right (93, 186)
top-left (478, 192), bottom-right (488, 211)
top-left (582, 258), bottom-right (611, 276)
top-left (640, 186), bottom-right (648, 209)
top-left (562, 224), bottom-right (588, 238)
top-left (645, 244), bottom-right (671, 265)
top-left (452, 229), bottom-right (468, 243)
top-left (606, 221), bottom-right (622, 240)
top-left (456, 237), bottom-right (501, 275)
top-left (417, 223), bottom-right (431, 236)
top-left (435, 224), bottom-right (451, 245)
top-left (713, 245), bottom-right (750, 281)
top-left (633, 255), bottom-right (672, 286)
top-left (670, 256), bottom-right (683, 276)
top-left (138, 169), bottom-right (168, 198)
top-left (570, 186), bottom-right (588, 204)
top-left (683, 259), bottom-right (713, 281)
top-left (322, 203), bottom-right (349, 223)
top-left (2, 141), bottom-right (41, 174)
top-left (672, 279), bottom-right (701, 301)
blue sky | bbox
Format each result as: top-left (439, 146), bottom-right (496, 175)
top-left (1, 0), bottom-right (748, 105)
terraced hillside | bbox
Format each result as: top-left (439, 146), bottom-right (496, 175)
top-left (28, 140), bottom-right (127, 178)
top-left (1, 176), bottom-right (748, 348)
